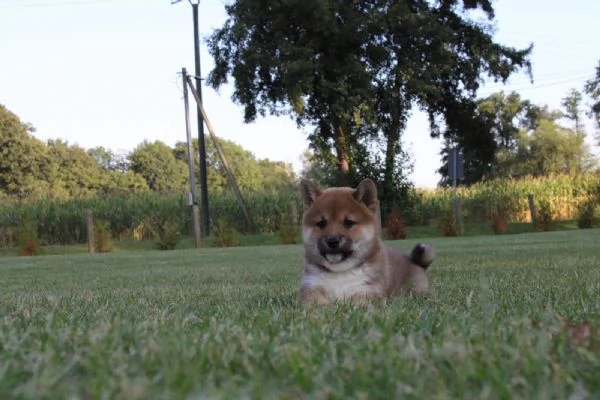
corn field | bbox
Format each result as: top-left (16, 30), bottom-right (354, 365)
top-left (0, 190), bottom-right (301, 247)
top-left (0, 174), bottom-right (598, 248)
top-left (413, 174), bottom-right (600, 224)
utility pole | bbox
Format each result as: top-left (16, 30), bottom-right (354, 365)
top-left (448, 147), bottom-right (464, 235)
top-left (172, 0), bottom-right (210, 236)
top-left (182, 67), bottom-right (202, 248)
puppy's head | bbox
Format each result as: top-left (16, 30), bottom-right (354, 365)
top-left (299, 179), bottom-right (381, 272)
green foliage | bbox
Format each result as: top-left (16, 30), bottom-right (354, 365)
top-left (0, 104), bottom-right (151, 201)
top-left (4, 104), bottom-right (298, 203)
top-left (0, 104), bottom-right (51, 199)
top-left (173, 137), bottom-right (297, 194)
top-left (87, 146), bottom-right (129, 172)
top-left (517, 119), bottom-right (596, 176)
top-left (213, 218), bottom-right (238, 247)
top-left (128, 140), bottom-right (188, 193)
top-left (44, 139), bottom-right (107, 198)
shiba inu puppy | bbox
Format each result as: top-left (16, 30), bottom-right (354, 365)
top-left (298, 178), bottom-right (435, 305)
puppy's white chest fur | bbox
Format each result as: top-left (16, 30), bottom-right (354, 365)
top-left (302, 264), bottom-right (381, 301)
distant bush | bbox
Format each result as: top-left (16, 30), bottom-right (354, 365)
top-left (93, 219), bottom-right (114, 253)
top-left (278, 213), bottom-right (299, 244)
top-left (535, 199), bottom-right (555, 232)
top-left (16, 219), bottom-right (42, 256)
top-left (213, 218), bottom-right (239, 248)
top-left (437, 208), bottom-right (461, 237)
top-left (576, 200), bottom-right (599, 229)
top-left (490, 211), bottom-right (509, 235)
top-left (385, 206), bottom-right (408, 240)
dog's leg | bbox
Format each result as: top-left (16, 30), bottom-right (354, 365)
top-left (408, 267), bottom-right (430, 296)
top-left (349, 292), bottom-right (382, 305)
top-left (299, 286), bottom-right (330, 305)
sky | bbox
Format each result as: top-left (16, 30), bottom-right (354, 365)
top-left (1, 0), bottom-right (599, 188)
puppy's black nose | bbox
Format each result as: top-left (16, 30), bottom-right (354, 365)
top-left (326, 236), bottom-right (340, 249)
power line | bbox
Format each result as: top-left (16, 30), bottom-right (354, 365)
top-left (498, 30), bottom-right (600, 47)
top-left (479, 74), bottom-right (594, 97)
top-left (516, 75), bottom-right (594, 91)
top-left (483, 69), bottom-right (593, 89)
top-left (0, 0), bottom-right (113, 8)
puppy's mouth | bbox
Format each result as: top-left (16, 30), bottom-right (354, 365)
top-left (321, 250), bottom-right (353, 264)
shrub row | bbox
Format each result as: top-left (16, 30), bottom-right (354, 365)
top-left (1, 174), bottom-right (598, 248)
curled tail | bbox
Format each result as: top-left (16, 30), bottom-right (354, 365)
top-left (410, 243), bottom-right (435, 270)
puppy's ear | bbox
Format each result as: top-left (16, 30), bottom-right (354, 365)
top-left (353, 179), bottom-right (379, 210)
top-left (300, 179), bottom-right (322, 209)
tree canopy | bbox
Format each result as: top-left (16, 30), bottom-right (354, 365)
top-left (0, 103), bottom-right (297, 201)
top-left (207, 0), bottom-right (533, 199)
top-left (437, 90), bottom-right (598, 185)
top-left (173, 137), bottom-right (297, 194)
top-left (0, 104), bottom-right (50, 199)
top-left (585, 60), bottom-right (600, 146)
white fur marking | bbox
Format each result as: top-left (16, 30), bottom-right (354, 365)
top-left (302, 266), bottom-right (381, 301)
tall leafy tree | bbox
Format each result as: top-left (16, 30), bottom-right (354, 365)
top-left (438, 91), bottom-right (535, 185)
top-left (474, 97), bottom-right (598, 179)
top-left (584, 60), bottom-right (600, 146)
top-left (257, 159), bottom-right (297, 192)
top-left (504, 119), bottom-right (596, 177)
top-left (207, 0), bottom-right (533, 190)
top-left (45, 139), bottom-right (105, 197)
top-left (0, 104), bottom-right (50, 199)
top-left (368, 2), bottom-right (531, 194)
top-left (208, 0), bottom-right (376, 185)
top-left (173, 137), bottom-right (297, 193)
top-left (87, 146), bottom-right (149, 193)
top-left (88, 146), bottom-right (129, 172)
top-left (561, 88), bottom-right (583, 133)
top-left (128, 140), bottom-right (188, 193)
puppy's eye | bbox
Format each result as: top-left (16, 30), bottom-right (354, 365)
top-left (316, 219), bottom-right (327, 229)
top-left (343, 218), bottom-right (356, 229)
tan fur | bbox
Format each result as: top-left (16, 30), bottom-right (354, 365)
top-left (298, 178), bottom-right (435, 305)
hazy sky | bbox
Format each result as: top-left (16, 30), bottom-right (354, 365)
top-left (1, 0), bottom-right (599, 188)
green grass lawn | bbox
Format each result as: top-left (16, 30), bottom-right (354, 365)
top-left (0, 229), bottom-right (598, 399)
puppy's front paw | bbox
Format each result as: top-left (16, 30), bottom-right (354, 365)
top-left (299, 286), bottom-right (331, 305)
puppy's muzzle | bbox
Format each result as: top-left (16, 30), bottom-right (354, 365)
top-left (318, 235), bottom-right (353, 262)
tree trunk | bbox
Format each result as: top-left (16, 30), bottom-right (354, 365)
top-left (383, 115), bottom-right (401, 202)
top-left (382, 62), bottom-right (406, 204)
top-left (334, 124), bottom-right (350, 186)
